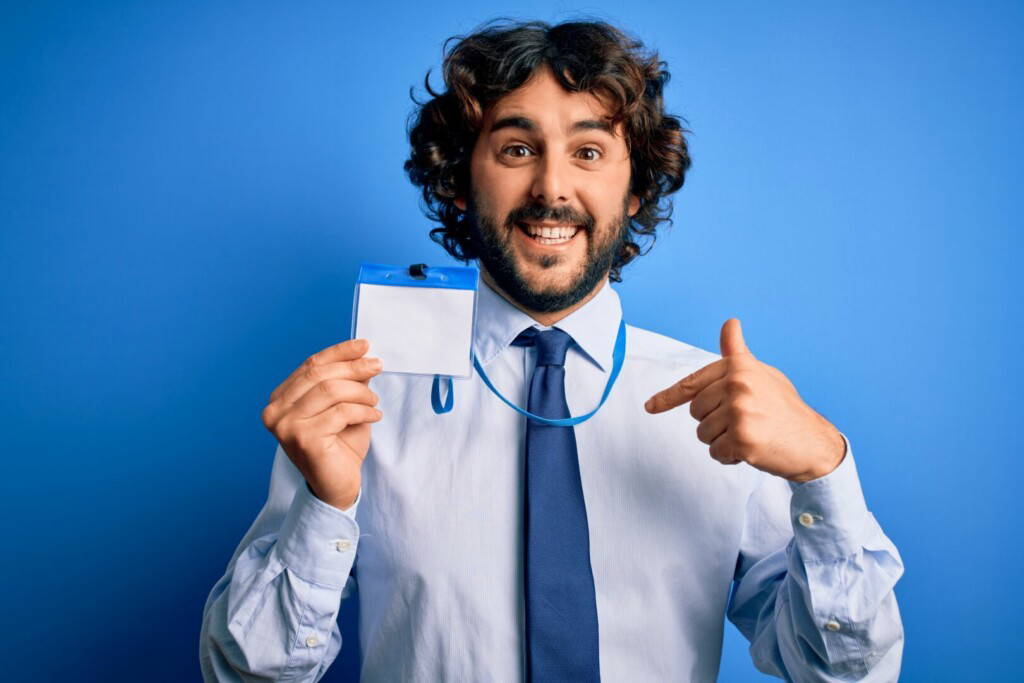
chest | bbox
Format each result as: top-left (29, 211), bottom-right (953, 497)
top-left (354, 366), bottom-right (753, 592)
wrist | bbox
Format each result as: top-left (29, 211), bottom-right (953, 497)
top-left (307, 481), bottom-right (359, 512)
top-left (787, 425), bottom-right (847, 483)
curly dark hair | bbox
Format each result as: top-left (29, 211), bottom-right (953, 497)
top-left (403, 17), bottom-right (692, 283)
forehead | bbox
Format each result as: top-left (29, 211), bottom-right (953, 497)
top-left (480, 65), bottom-right (622, 137)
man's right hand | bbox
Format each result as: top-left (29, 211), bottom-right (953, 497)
top-left (262, 338), bottom-right (384, 511)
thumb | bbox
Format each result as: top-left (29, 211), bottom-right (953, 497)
top-left (720, 318), bottom-right (752, 357)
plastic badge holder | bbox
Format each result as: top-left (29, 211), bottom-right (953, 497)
top-left (351, 262), bottom-right (479, 386)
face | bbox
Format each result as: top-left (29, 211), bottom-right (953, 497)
top-left (455, 63), bottom-right (641, 314)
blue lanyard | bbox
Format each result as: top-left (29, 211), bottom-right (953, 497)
top-left (431, 318), bottom-right (627, 427)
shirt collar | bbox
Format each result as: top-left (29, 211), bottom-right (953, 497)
top-left (473, 275), bottom-right (622, 373)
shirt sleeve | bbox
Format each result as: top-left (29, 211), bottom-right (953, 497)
top-left (726, 432), bottom-right (905, 681)
top-left (199, 444), bottom-right (362, 682)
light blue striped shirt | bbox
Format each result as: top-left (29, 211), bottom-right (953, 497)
top-left (200, 277), bottom-right (904, 681)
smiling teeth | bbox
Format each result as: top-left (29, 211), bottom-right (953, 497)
top-left (523, 224), bottom-right (580, 243)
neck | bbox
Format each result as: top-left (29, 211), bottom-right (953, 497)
top-left (480, 268), bottom-right (607, 327)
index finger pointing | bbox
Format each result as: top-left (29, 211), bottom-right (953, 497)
top-left (644, 358), bottom-right (728, 414)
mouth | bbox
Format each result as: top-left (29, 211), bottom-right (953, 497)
top-left (515, 221), bottom-right (584, 247)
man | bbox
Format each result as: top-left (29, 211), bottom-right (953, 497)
top-left (200, 19), bottom-right (904, 682)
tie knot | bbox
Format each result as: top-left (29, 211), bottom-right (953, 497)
top-left (512, 327), bottom-right (574, 367)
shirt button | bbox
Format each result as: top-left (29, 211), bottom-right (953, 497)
top-left (798, 512), bottom-right (815, 527)
top-left (334, 539), bottom-right (352, 552)
top-left (825, 619), bottom-right (841, 632)
top-left (306, 635), bottom-right (319, 647)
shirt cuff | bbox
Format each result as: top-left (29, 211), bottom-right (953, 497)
top-left (273, 482), bottom-right (361, 588)
top-left (787, 432), bottom-right (871, 561)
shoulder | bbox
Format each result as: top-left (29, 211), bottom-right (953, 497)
top-left (625, 322), bottom-right (720, 372)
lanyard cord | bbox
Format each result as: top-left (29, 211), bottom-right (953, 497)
top-left (431, 318), bottom-right (627, 427)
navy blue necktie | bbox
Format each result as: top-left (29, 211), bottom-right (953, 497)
top-left (512, 327), bottom-right (601, 682)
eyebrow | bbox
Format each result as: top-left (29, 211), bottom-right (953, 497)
top-left (489, 115), bottom-right (615, 137)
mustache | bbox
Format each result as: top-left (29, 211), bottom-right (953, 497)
top-left (506, 205), bottom-right (594, 230)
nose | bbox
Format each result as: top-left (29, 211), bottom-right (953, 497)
top-left (529, 152), bottom-right (571, 205)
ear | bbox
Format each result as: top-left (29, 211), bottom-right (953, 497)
top-left (454, 196), bottom-right (466, 211)
top-left (627, 194), bottom-right (640, 217)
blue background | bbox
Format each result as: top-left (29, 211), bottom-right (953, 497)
top-left (2, 1), bottom-right (1020, 681)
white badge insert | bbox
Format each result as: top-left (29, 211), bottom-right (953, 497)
top-left (351, 263), bottom-right (478, 378)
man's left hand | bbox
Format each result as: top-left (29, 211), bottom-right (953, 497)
top-left (644, 318), bottom-right (846, 482)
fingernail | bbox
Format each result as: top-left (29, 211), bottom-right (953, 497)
top-left (368, 357), bottom-right (383, 370)
top-left (644, 399), bottom-right (653, 411)
top-left (375, 408), bottom-right (383, 418)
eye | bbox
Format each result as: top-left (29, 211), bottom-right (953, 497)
top-left (501, 144), bottom-right (533, 158)
top-left (577, 147), bottom-right (602, 162)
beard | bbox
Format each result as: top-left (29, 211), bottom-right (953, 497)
top-left (466, 192), bottom-right (631, 314)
